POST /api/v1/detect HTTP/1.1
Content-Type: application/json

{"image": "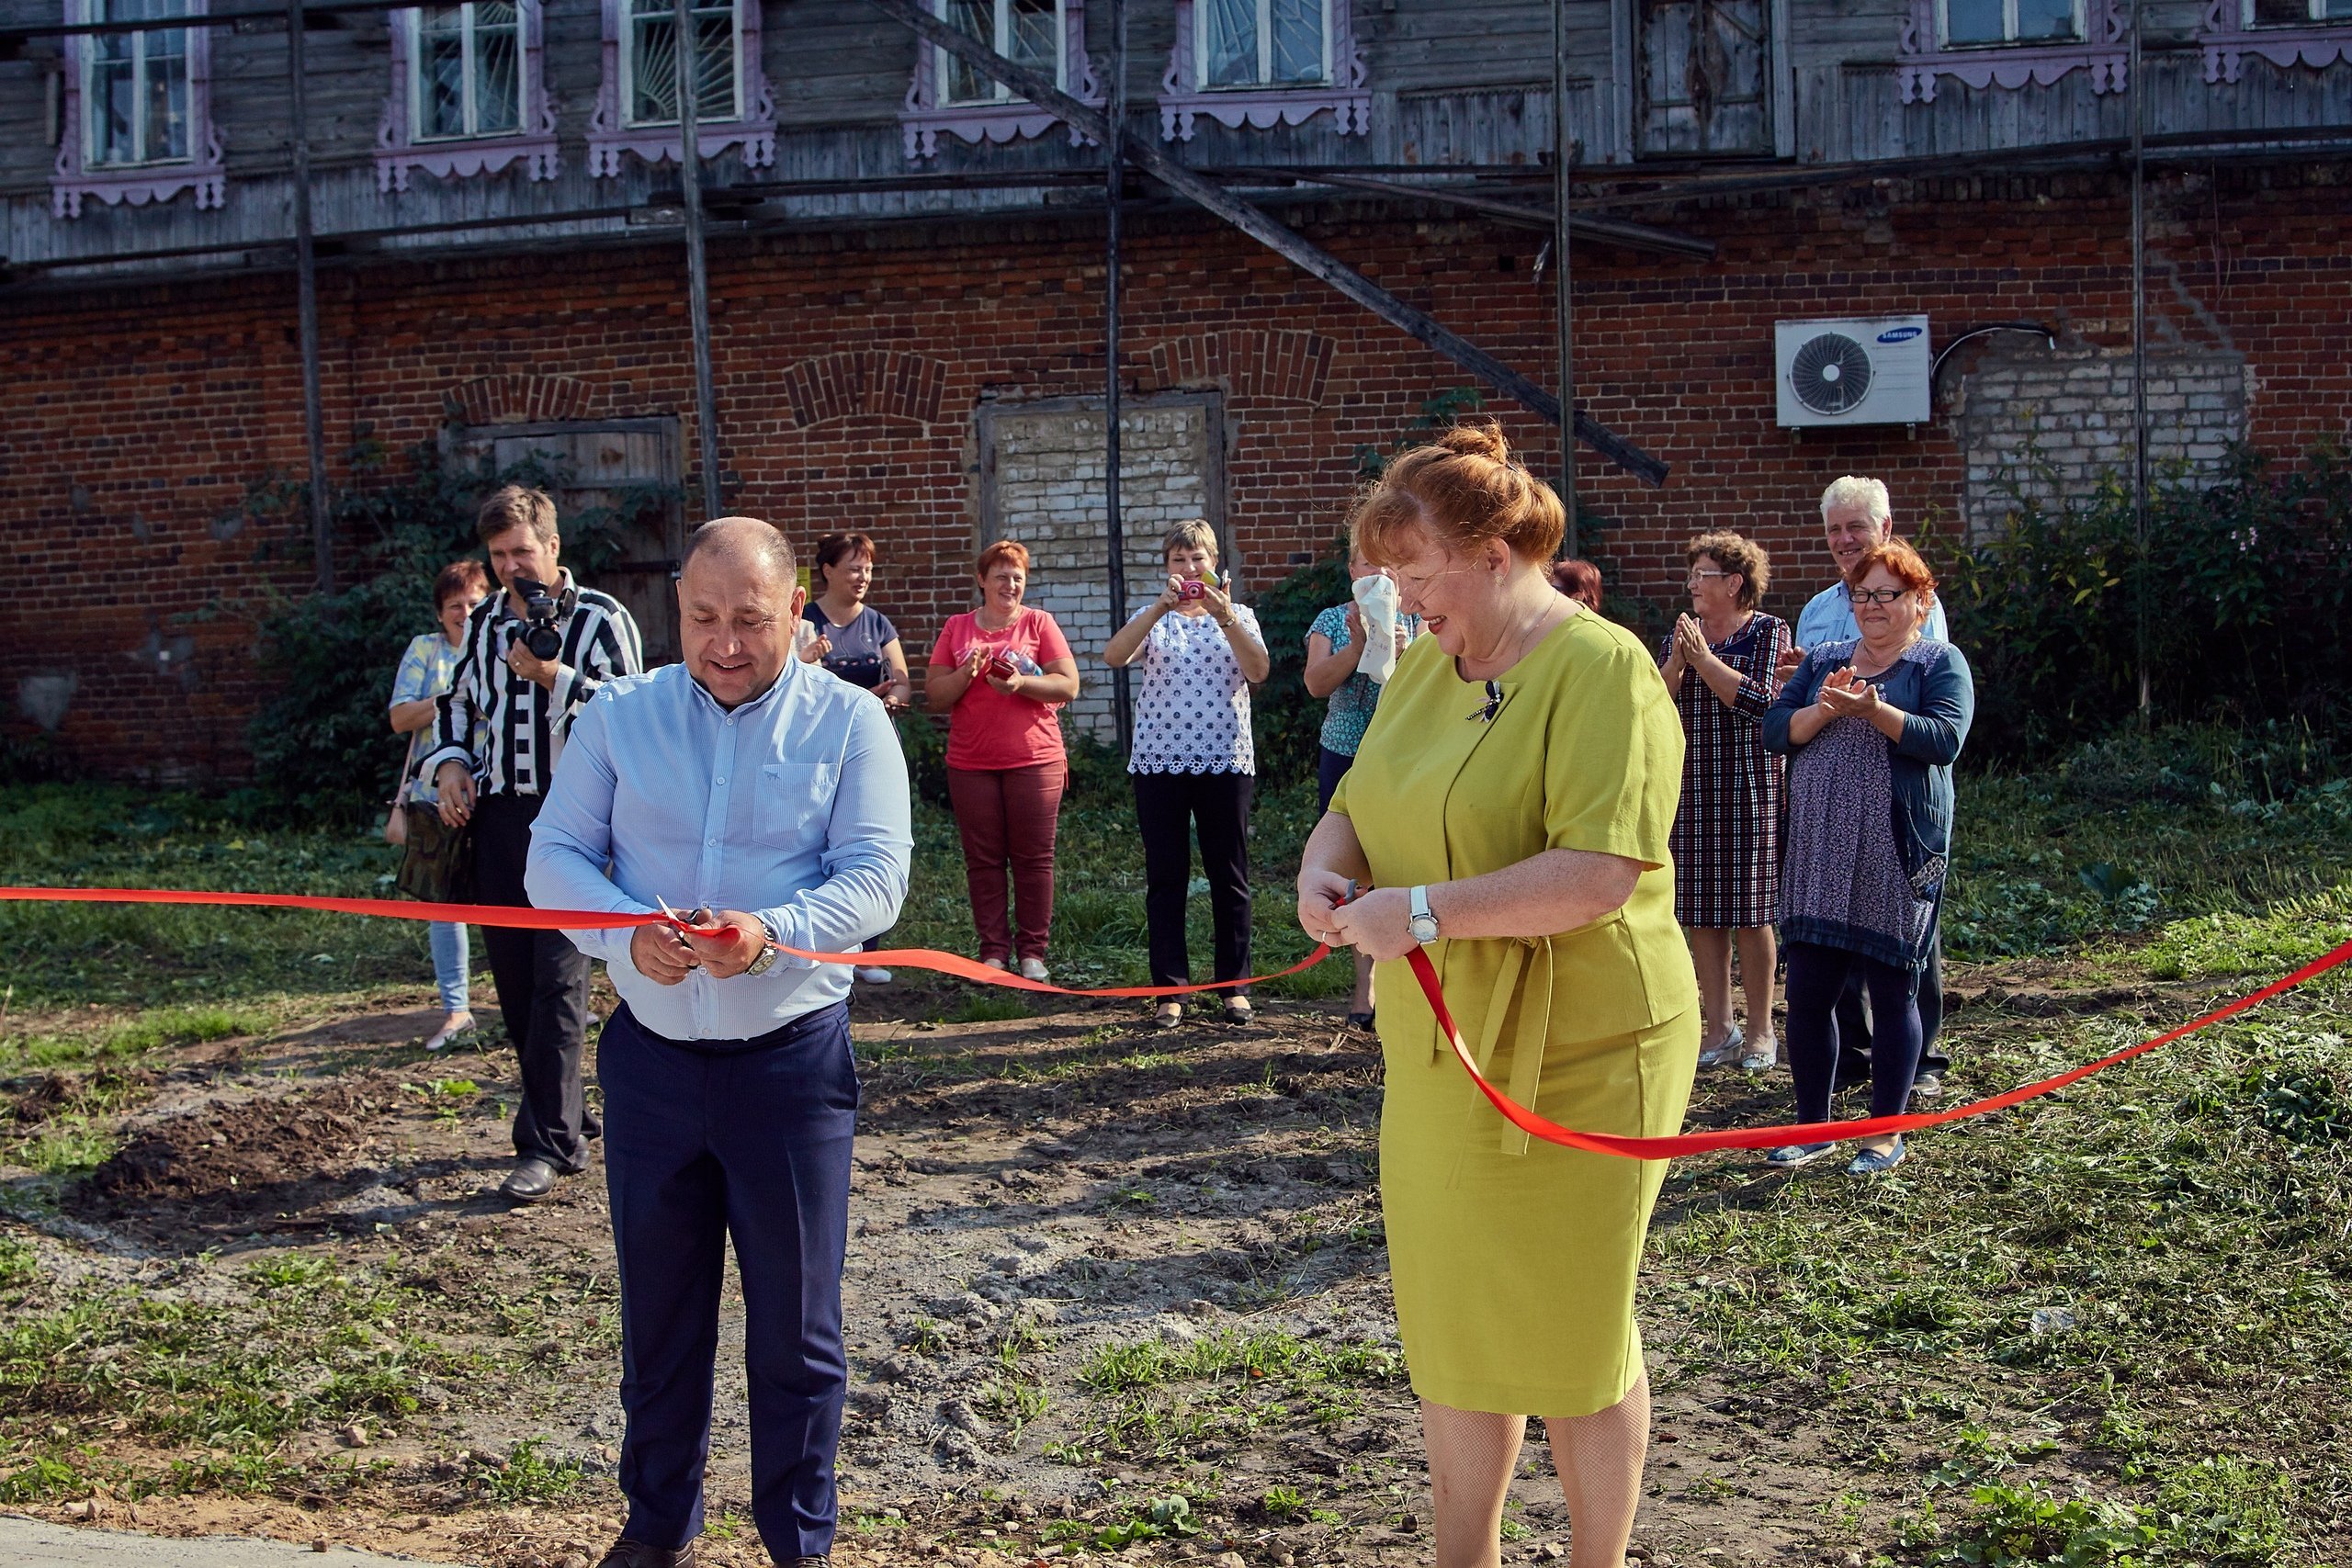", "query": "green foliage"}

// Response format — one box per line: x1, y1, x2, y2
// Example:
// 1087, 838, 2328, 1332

481, 1438, 585, 1504
1931, 1462, 2290, 1566
241, 437, 675, 826
1929, 440, 2352, 763
1250, 543, 1351, 791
